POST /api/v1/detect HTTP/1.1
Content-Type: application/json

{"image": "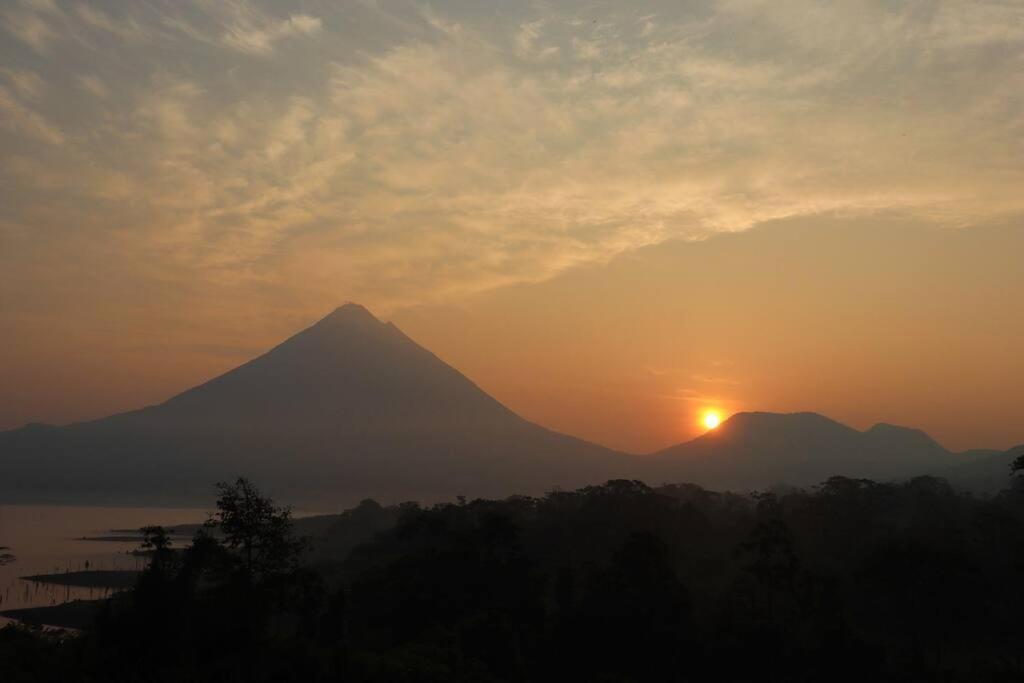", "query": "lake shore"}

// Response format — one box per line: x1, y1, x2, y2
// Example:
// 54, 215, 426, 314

1, 598, 104, 630
22, 570, 140, 589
